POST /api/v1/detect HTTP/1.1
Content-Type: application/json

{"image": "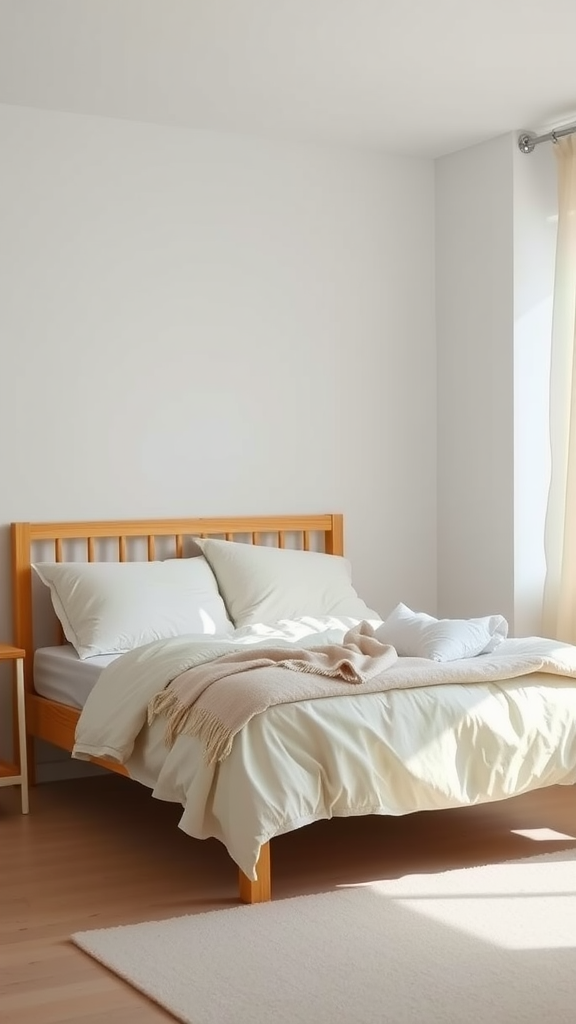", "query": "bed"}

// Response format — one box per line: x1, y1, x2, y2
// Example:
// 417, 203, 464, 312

12, 514, 576, 904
